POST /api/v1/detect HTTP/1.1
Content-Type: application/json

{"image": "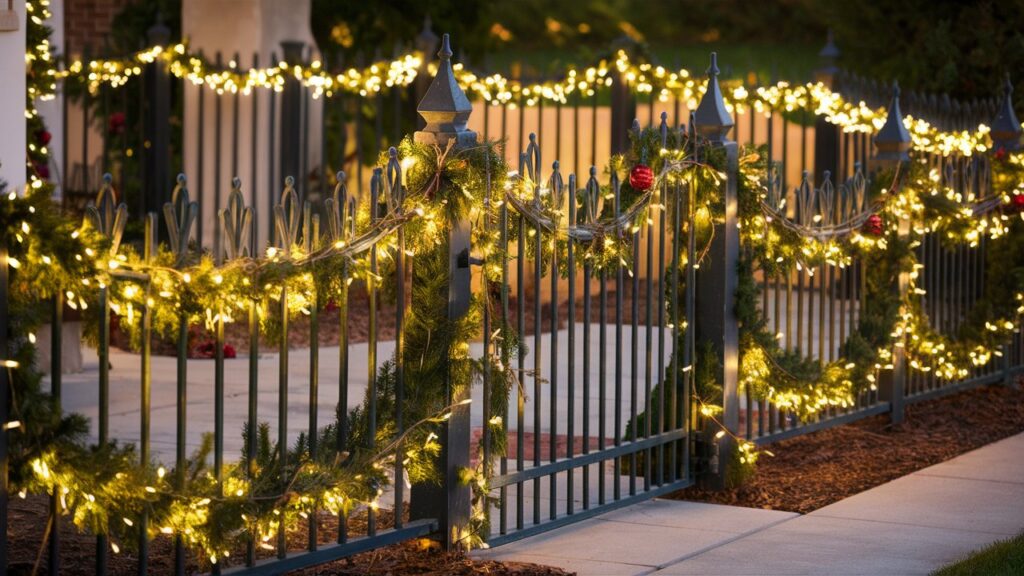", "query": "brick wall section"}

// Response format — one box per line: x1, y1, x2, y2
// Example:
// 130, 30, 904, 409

64, 0, 134, 57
